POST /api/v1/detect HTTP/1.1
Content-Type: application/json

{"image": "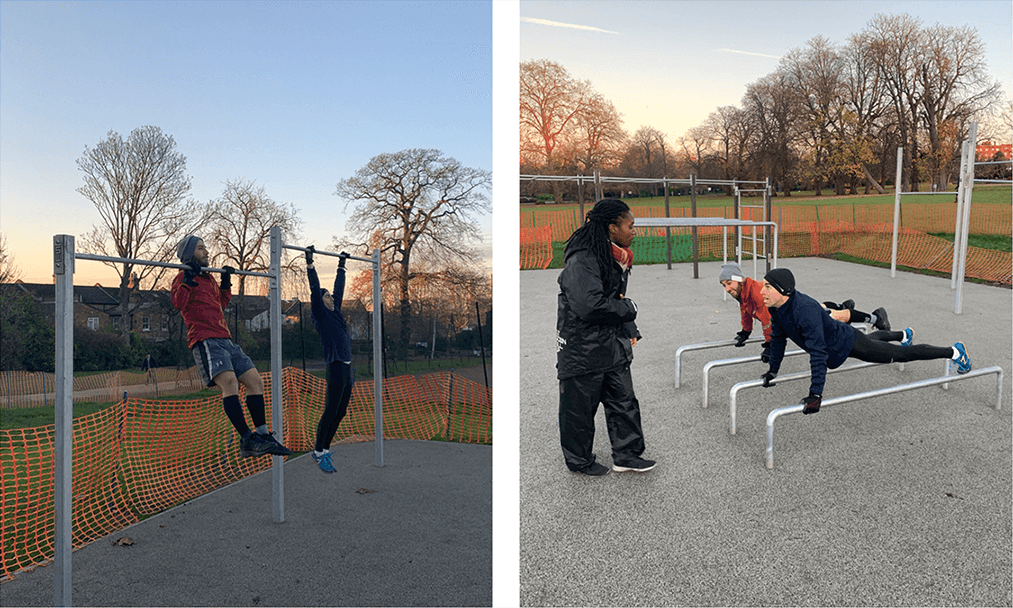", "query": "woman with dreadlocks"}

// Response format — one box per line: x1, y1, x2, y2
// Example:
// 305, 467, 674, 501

556, 198, 656, 476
